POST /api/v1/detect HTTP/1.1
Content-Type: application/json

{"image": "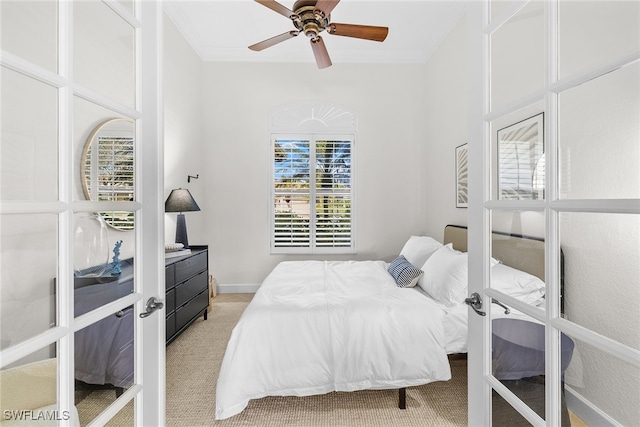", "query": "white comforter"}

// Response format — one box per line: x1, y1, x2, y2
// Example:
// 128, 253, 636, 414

215, 260, 452, 420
